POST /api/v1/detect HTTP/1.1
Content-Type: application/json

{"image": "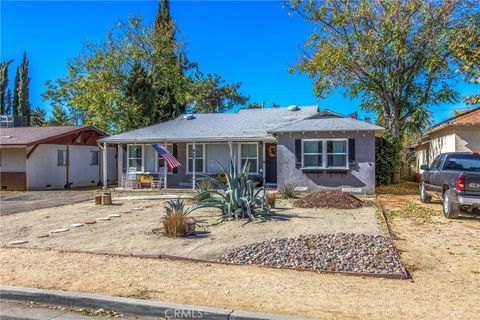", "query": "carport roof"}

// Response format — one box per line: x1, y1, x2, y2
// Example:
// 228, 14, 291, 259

0, 126, 107, 147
